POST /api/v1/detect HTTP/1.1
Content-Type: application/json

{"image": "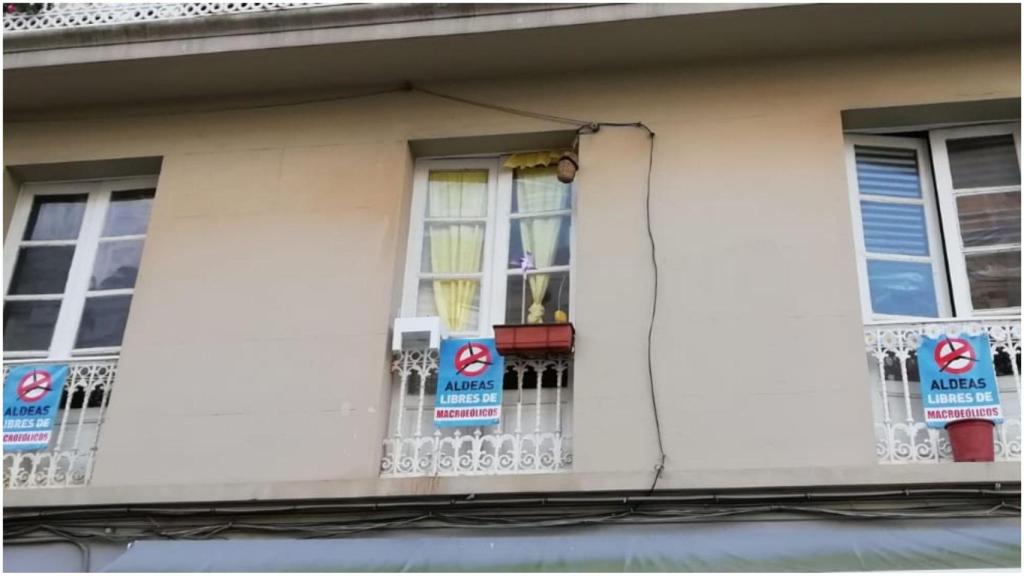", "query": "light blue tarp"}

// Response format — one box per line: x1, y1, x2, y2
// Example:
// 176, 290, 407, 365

102, 517, 1021, 572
